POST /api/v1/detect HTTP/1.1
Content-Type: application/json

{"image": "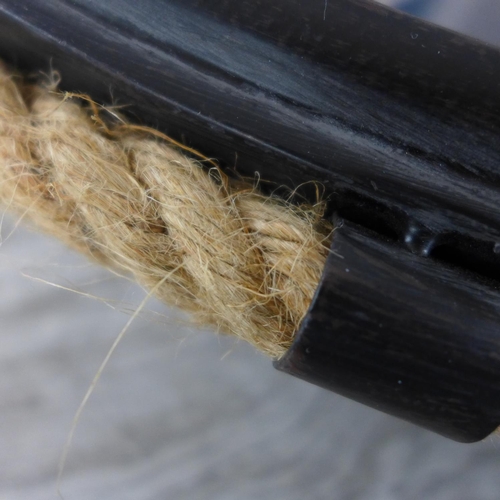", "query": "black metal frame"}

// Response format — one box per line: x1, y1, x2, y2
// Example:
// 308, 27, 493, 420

1, 0, 500, 441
